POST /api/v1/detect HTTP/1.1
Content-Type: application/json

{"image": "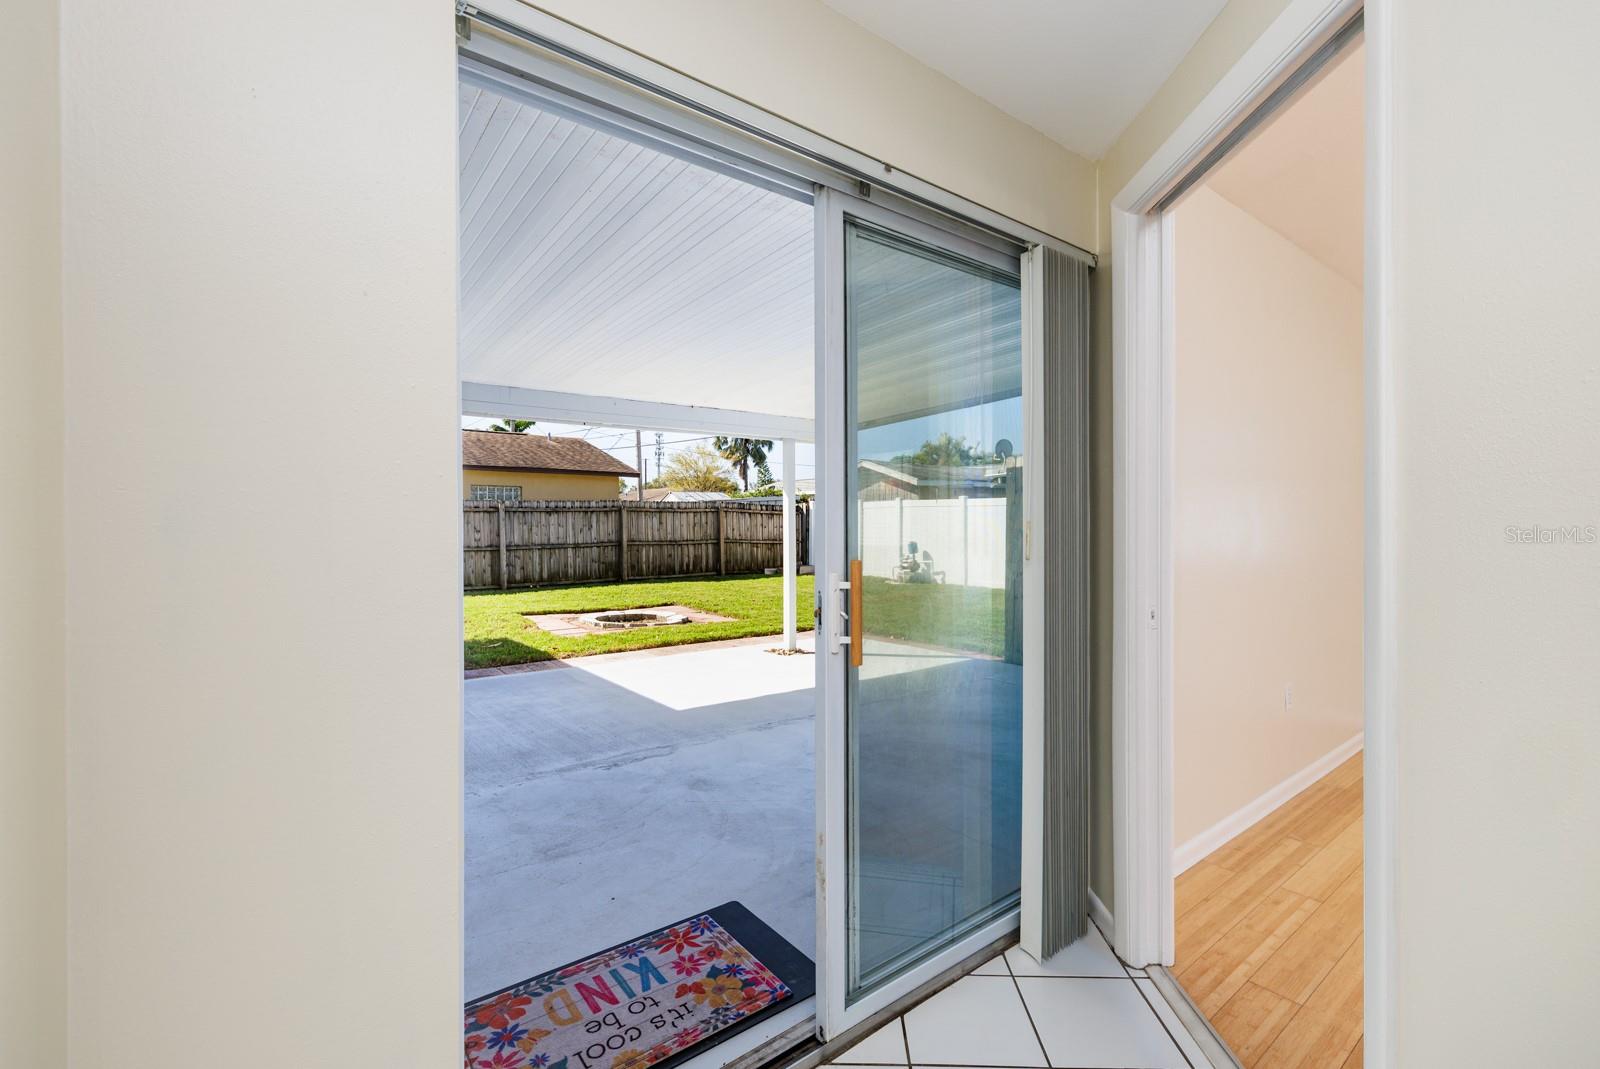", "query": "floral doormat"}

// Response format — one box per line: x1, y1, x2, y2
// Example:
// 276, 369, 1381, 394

465, 901, 814, 1069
